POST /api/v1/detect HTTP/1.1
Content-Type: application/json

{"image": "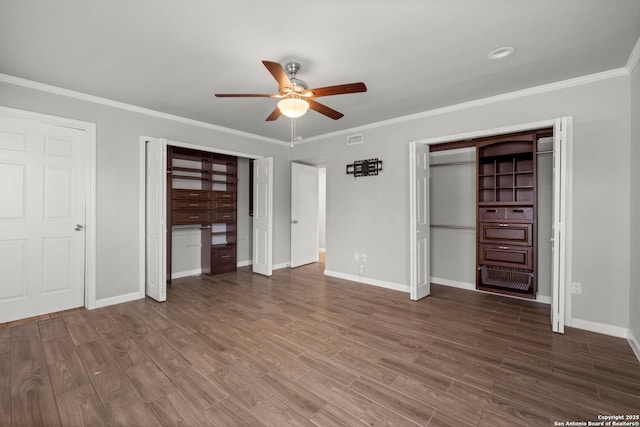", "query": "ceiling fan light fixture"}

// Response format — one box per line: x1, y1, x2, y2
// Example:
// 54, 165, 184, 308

277, 97, 309, 118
